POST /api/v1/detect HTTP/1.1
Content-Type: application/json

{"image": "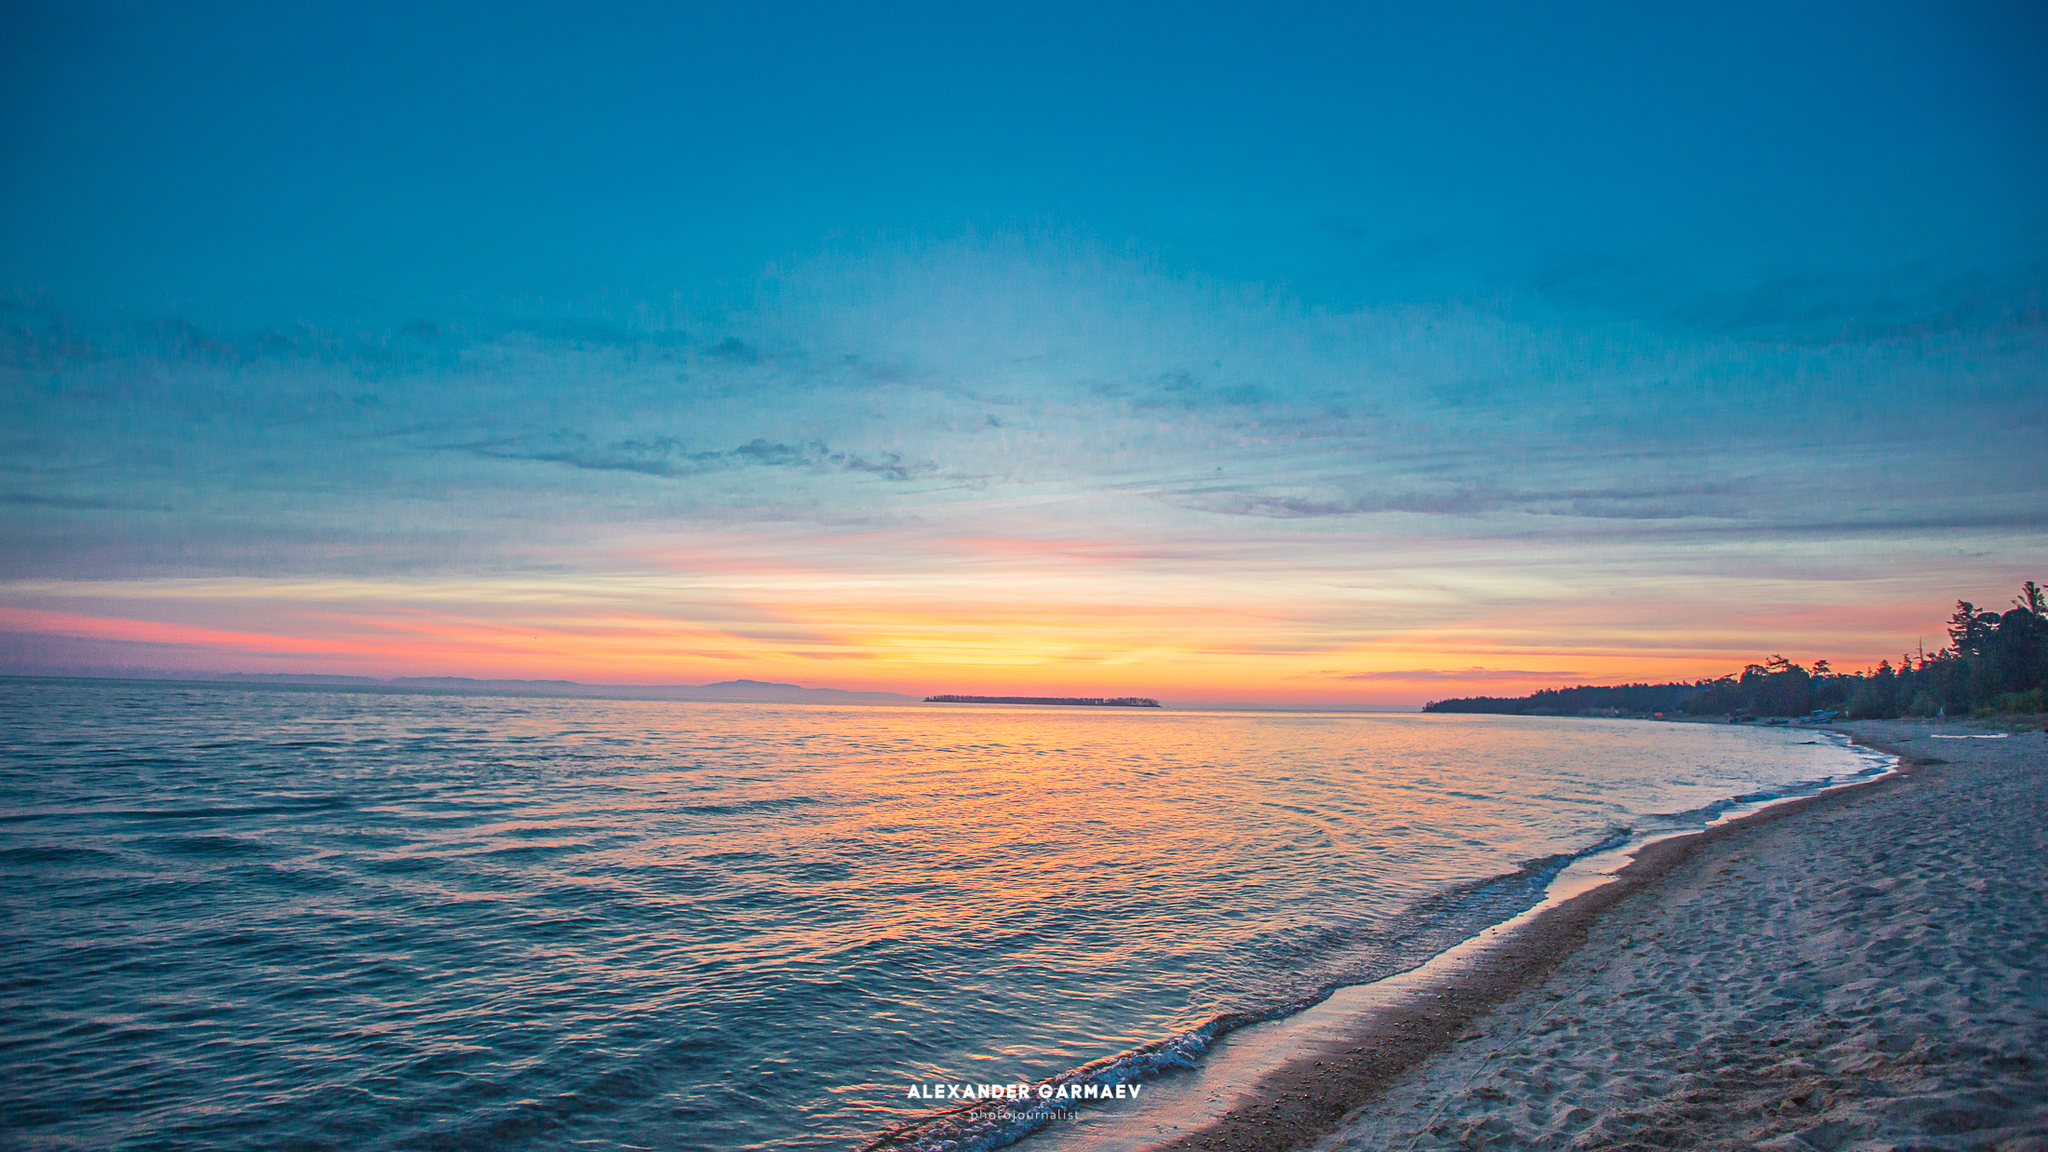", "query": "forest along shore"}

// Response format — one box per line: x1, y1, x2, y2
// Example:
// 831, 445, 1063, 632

1145, 719, 2047, 1152
1424, 582, 2048, 722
